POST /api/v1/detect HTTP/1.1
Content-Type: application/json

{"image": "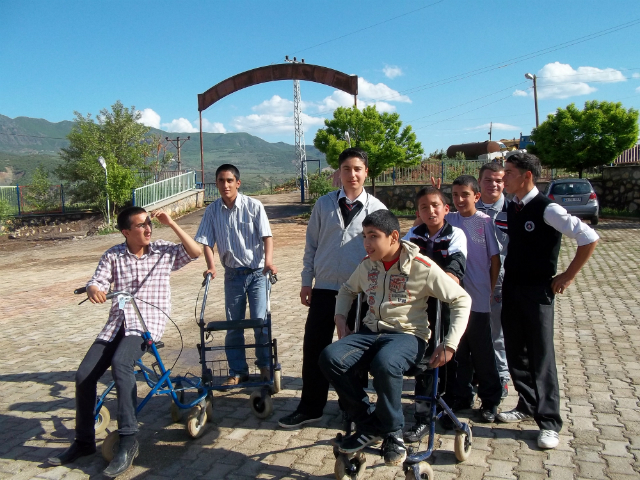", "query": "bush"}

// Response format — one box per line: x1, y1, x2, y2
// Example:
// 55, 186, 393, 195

308, 171, 334, 200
